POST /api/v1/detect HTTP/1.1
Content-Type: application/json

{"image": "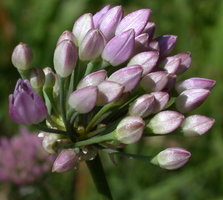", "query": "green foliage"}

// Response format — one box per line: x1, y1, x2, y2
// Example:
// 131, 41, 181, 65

0, 0, 223, 199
